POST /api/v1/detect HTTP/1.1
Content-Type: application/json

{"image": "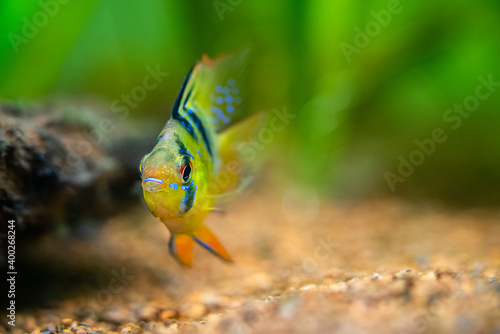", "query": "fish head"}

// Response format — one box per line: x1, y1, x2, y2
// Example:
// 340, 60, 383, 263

139, 146, 207, 223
